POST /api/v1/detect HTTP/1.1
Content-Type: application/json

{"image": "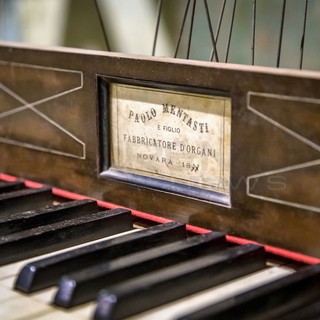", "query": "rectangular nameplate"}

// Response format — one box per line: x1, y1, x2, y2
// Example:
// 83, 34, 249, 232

105, 82, 231, 202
